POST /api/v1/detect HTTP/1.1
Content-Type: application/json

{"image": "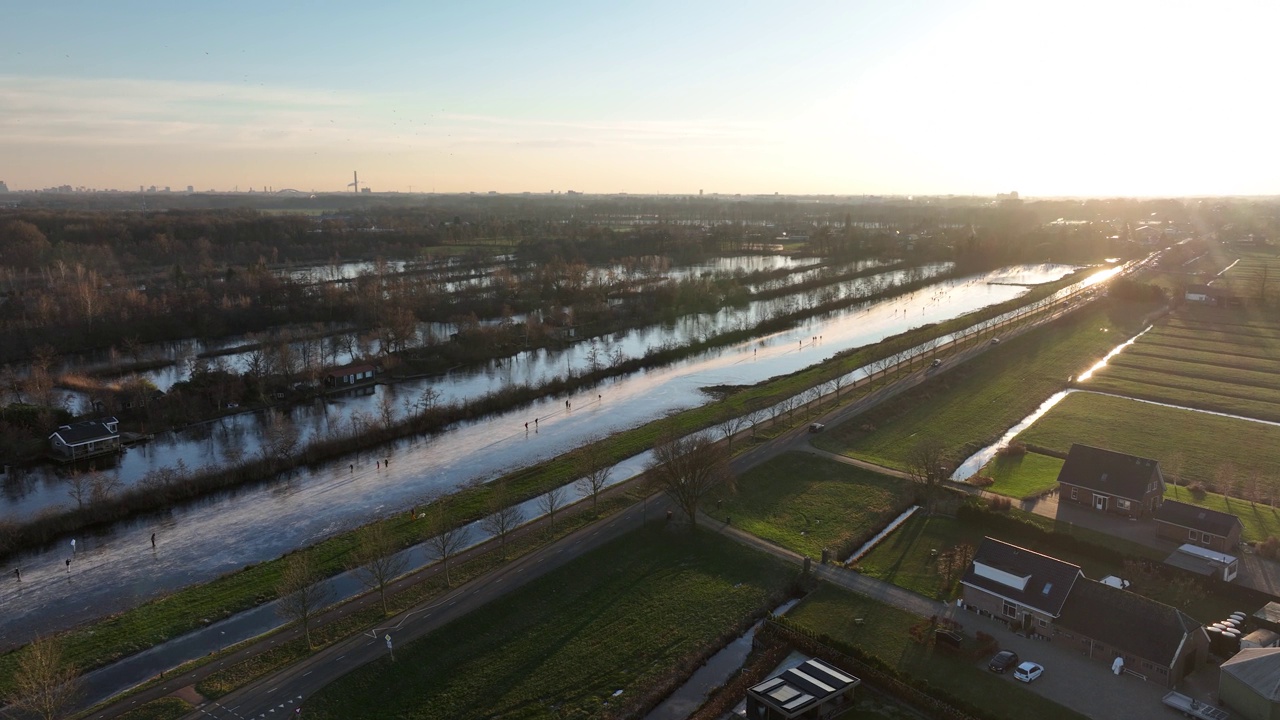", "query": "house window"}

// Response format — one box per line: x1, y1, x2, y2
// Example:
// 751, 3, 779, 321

1002, 601, 1017, 618
1038, 618, 1048, 628
1203, 534, 1213, 546
1116, 499, 1130, 510
1070, 487, 1078, 501
1189, 530, 1199, 542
